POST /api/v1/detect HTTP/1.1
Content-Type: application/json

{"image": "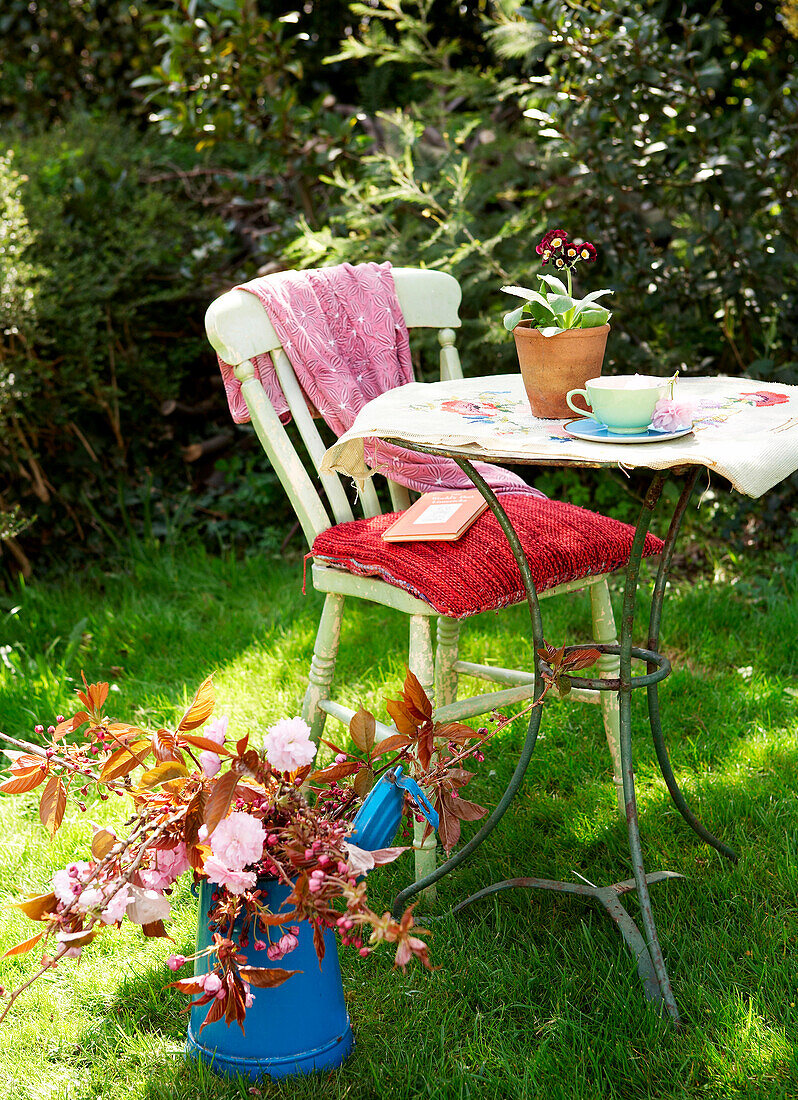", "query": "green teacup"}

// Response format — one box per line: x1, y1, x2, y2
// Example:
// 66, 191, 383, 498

565, 376, 668, 434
